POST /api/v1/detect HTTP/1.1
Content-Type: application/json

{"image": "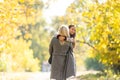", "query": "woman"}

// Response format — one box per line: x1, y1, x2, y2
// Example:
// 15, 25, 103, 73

69, 25, 76, 38
65, 24, 76, 79
58, 24, 76, 47
49, 25, 76, 80
68, 25, 76, 48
